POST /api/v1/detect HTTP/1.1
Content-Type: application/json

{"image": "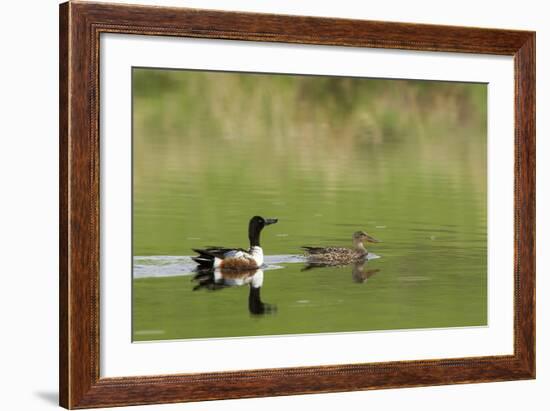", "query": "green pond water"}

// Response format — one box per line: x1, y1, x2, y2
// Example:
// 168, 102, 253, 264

132, 68, 487, 341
